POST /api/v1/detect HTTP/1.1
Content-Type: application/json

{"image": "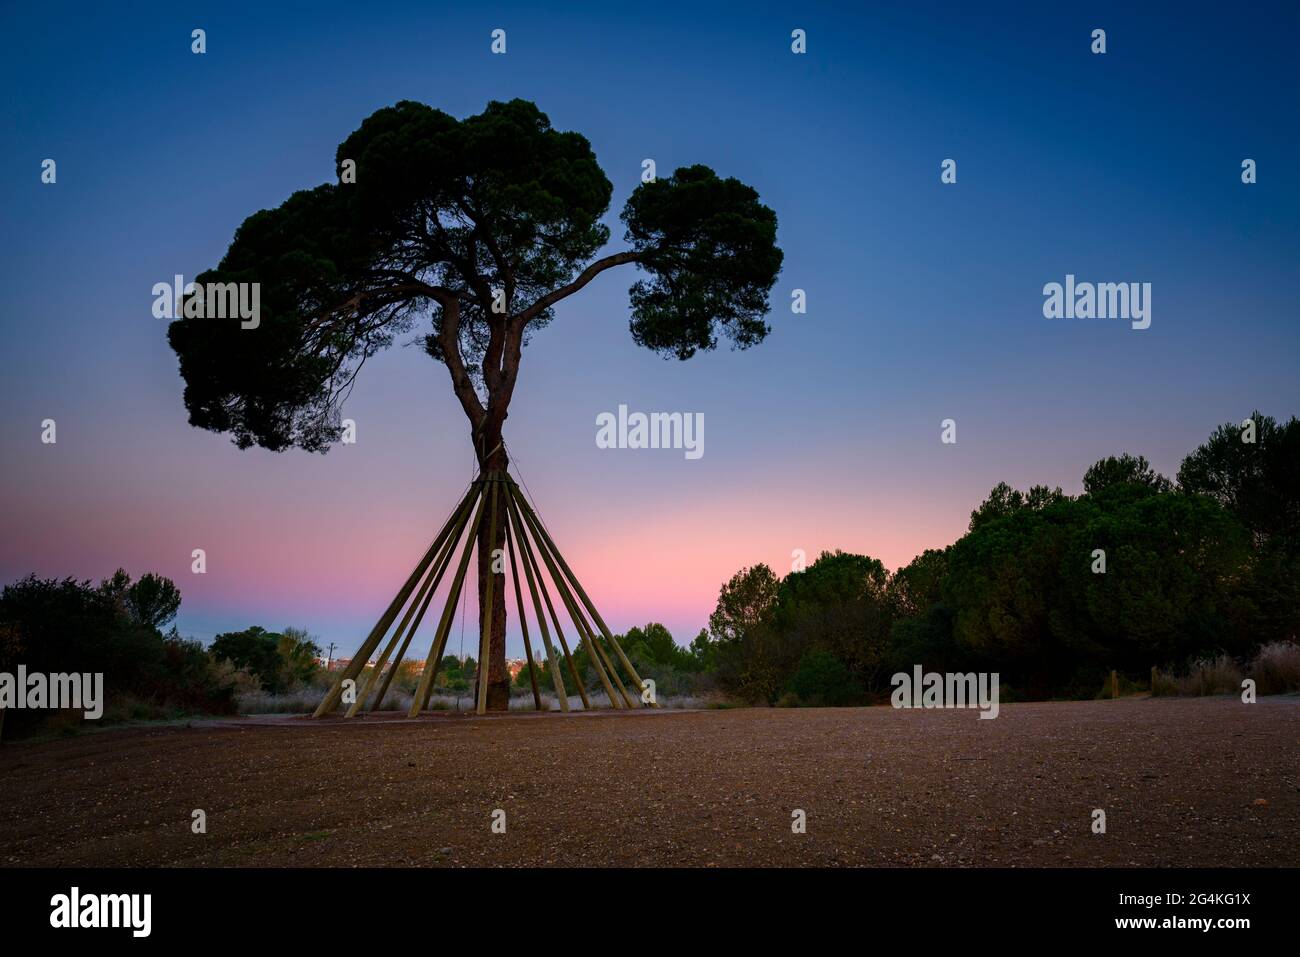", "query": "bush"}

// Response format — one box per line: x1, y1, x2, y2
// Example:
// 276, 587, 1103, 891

0, 573, 237, 738
787, 649, 863, 707
1248, 640, 1300, 694
1153, 655, 1244, 696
